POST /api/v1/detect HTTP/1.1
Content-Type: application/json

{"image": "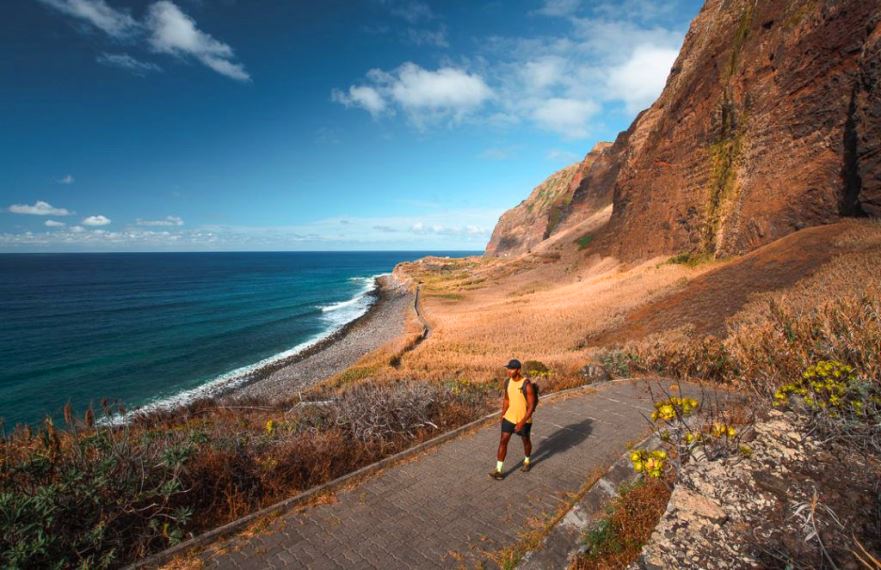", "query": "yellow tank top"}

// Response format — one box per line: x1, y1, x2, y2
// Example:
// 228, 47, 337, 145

503, 377, 532, 424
